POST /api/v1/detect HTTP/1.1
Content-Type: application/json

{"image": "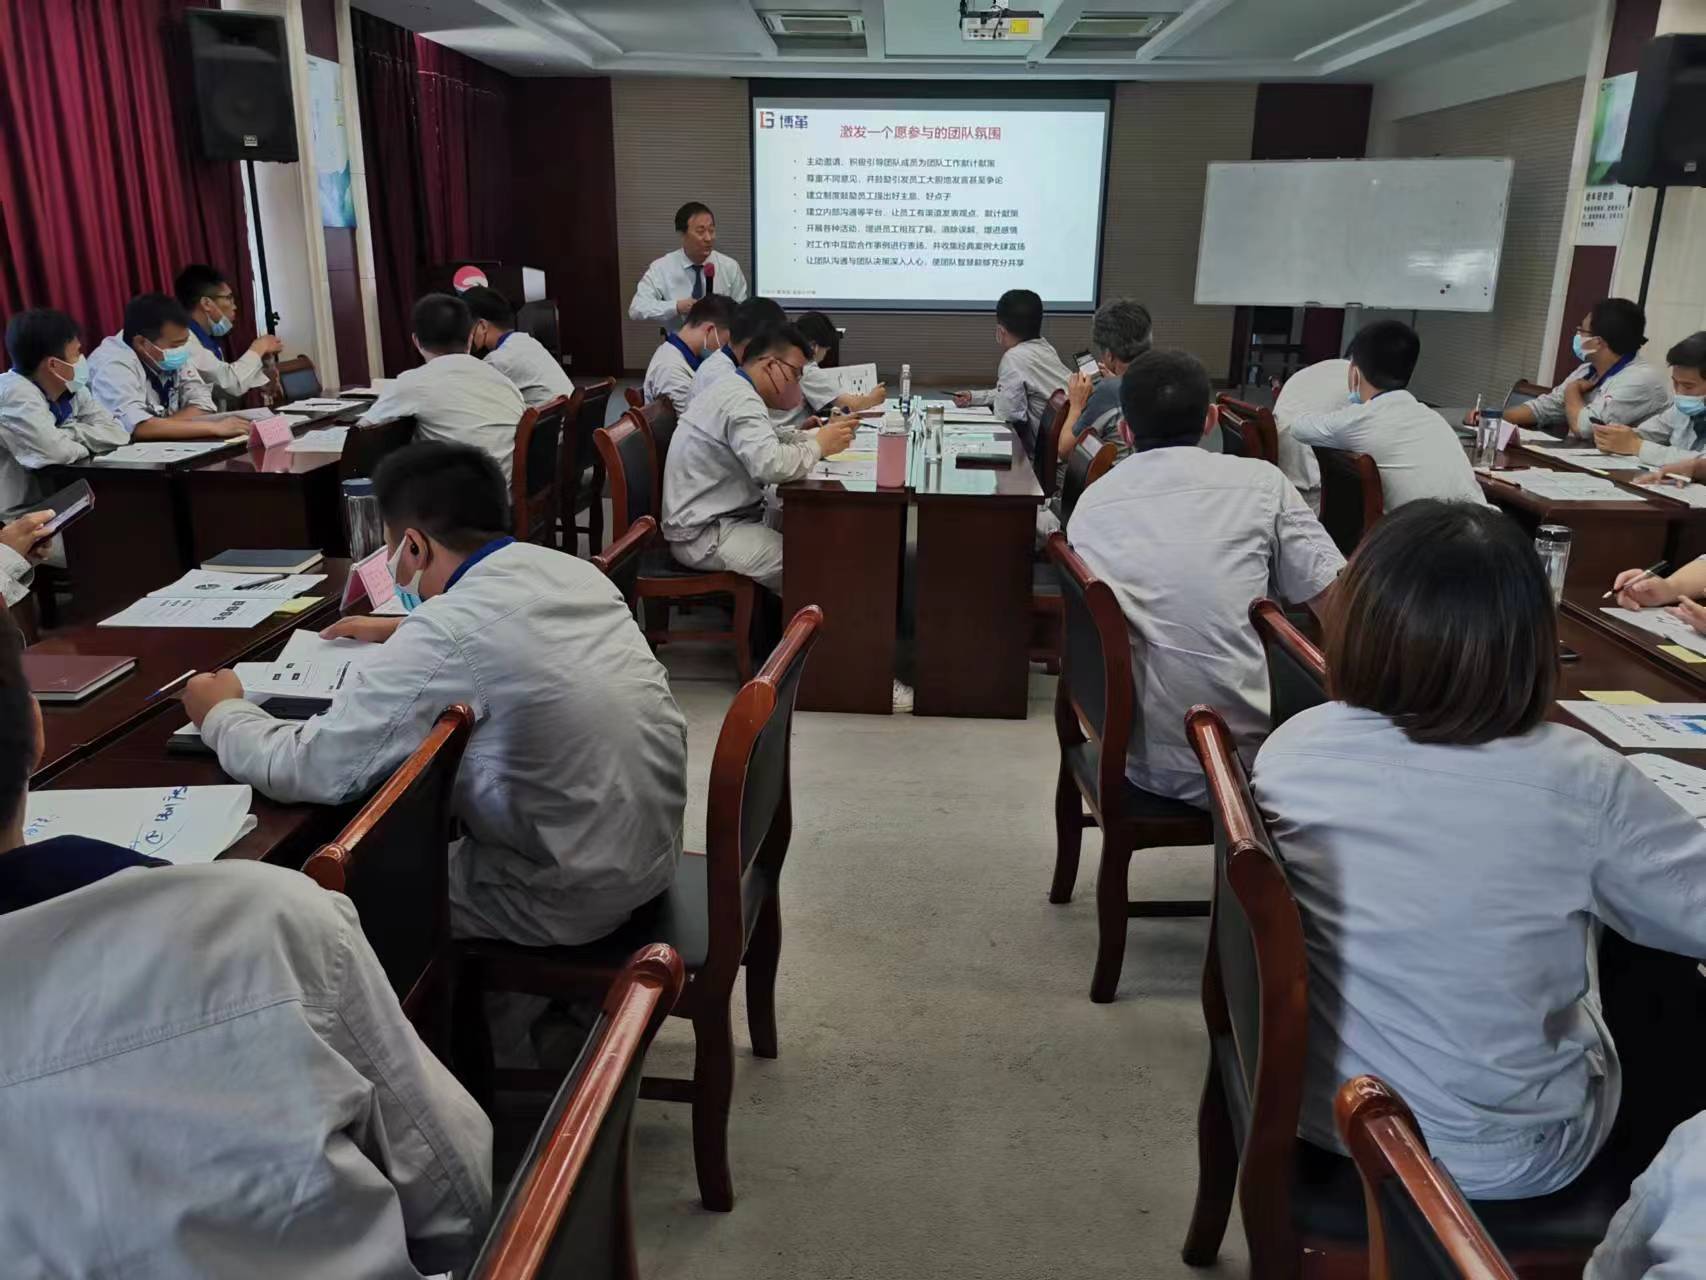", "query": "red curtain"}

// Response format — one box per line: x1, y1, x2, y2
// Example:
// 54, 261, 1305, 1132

352, 10, 515, 374
0, 0, 256, 366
